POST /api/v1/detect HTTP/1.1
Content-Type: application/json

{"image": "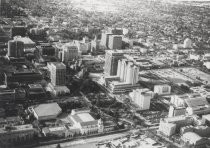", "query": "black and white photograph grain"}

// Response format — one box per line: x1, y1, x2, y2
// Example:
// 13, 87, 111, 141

0, 0, 210, 147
